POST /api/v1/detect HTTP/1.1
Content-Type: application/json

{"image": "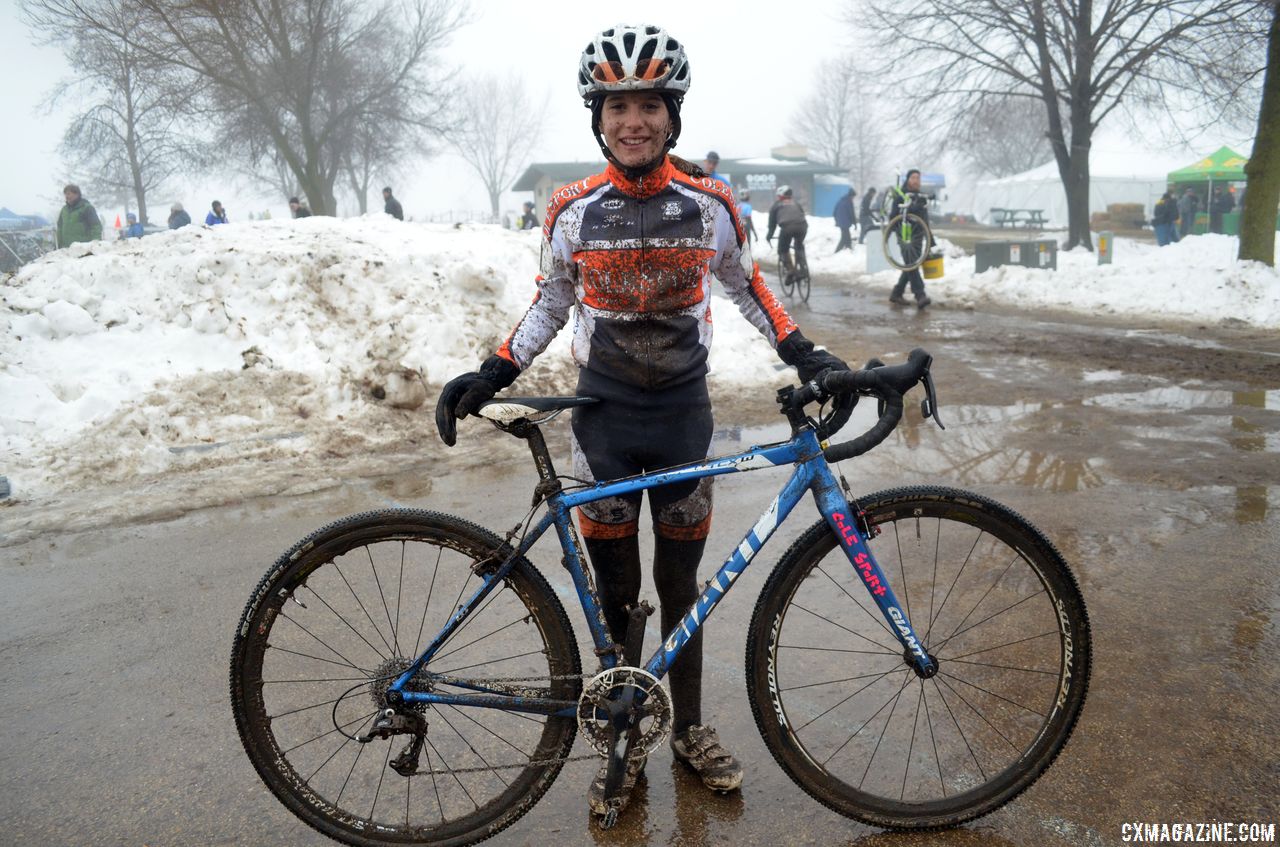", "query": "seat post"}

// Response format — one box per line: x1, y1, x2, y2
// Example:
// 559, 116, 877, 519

511, 422, 560, 489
